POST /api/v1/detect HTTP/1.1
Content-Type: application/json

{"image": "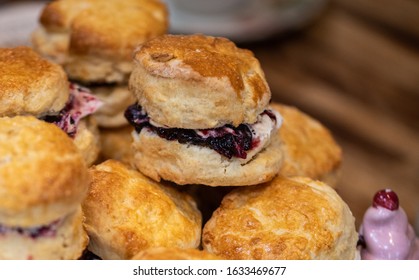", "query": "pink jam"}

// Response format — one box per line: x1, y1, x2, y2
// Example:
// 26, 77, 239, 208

359, 189, 419, 260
